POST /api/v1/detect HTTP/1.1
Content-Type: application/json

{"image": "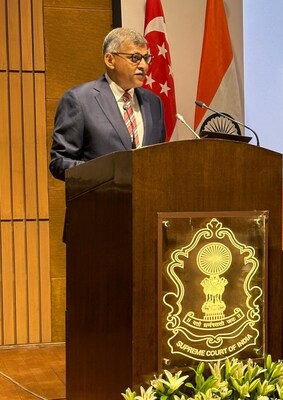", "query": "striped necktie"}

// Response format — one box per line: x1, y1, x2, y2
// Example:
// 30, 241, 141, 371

122, 91, 139, 148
